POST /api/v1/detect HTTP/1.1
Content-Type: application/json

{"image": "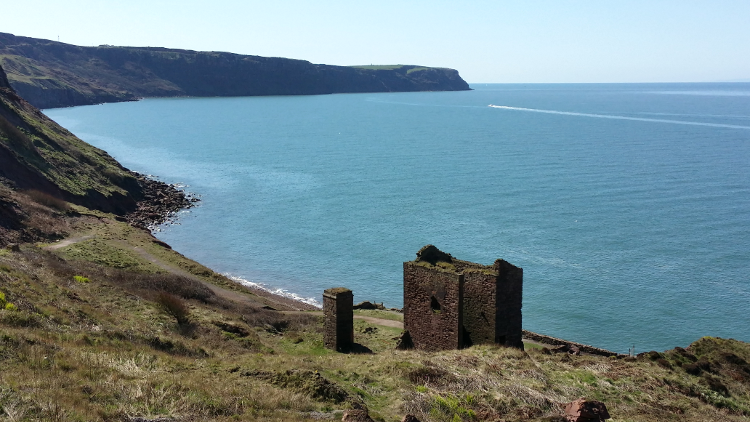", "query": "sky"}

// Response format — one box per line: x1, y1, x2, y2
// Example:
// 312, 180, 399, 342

2, 1, 750, 83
